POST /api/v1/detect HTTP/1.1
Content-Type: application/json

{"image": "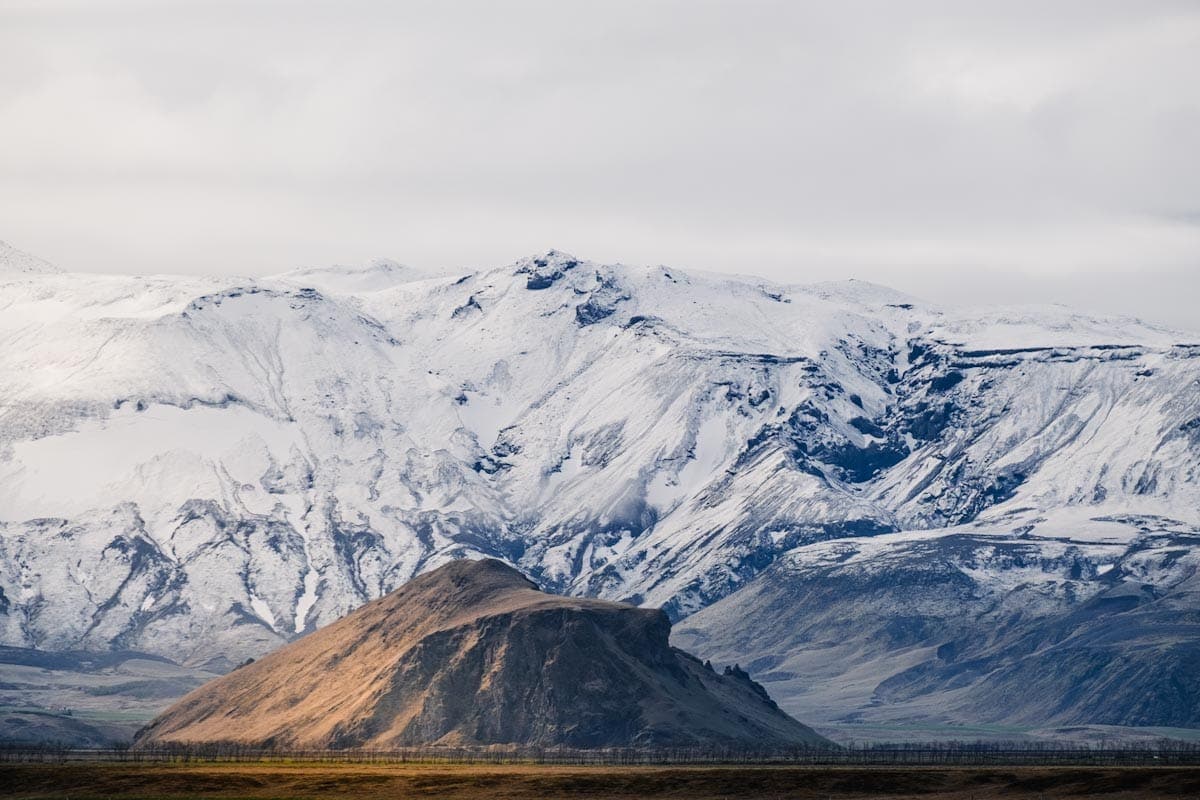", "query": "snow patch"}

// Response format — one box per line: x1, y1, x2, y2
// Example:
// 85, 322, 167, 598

249, 594, 277, 630
294, 569, 320, 634
645, 414, 729, 511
